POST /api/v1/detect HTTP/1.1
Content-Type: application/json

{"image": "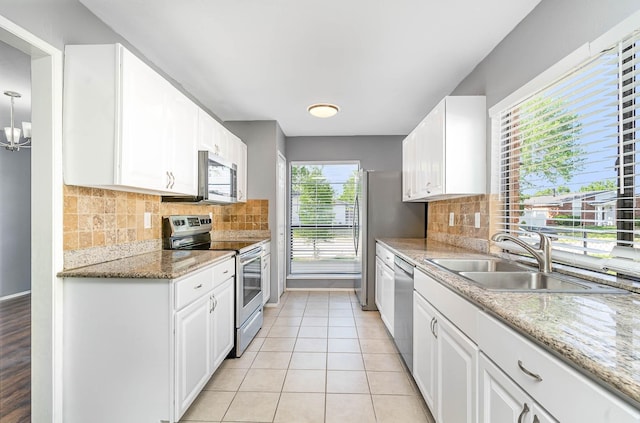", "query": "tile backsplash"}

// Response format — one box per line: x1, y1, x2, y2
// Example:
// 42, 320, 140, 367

427, 194, 490, 253
63, 185, 269, 267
